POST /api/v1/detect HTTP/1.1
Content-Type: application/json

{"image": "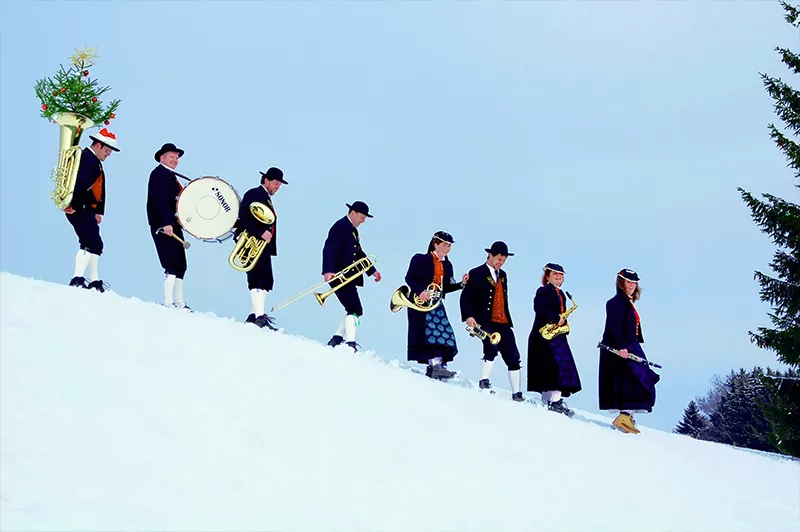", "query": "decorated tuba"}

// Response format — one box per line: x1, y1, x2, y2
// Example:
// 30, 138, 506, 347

228, 202, 275, 272
50, 112, 94, 211
390, 283, 442, 313
539, 291, 578, 340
